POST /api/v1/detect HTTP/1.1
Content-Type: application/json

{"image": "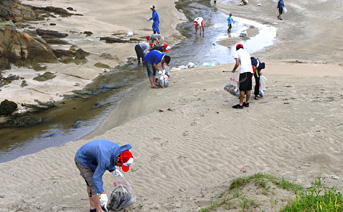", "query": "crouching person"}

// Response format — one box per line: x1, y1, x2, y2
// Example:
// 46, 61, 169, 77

75, 139, 134, 212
